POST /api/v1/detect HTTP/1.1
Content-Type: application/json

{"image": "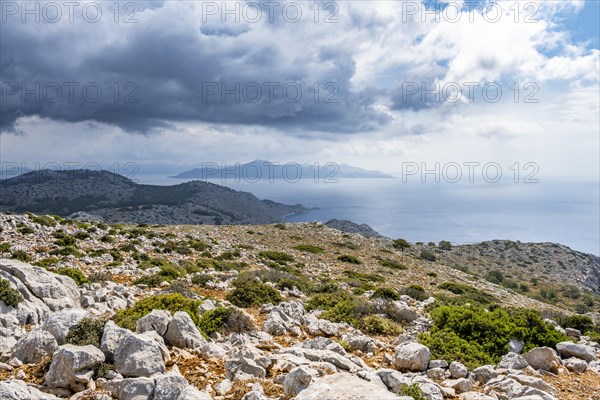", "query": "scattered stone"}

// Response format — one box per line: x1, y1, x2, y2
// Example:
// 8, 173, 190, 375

555, 341, 596, 362
509, 338, 525, 354
442, 378, 473, 394
523, 347, 561, 373
392, 342, 431, 372
41, 309, 87, 345
114, 333, 166, 377
498, 352, 529, 370
284, 366, 318, 396
564, 357, 587, 373
11, 329, 58, 364
429, 360, 449, 369
0, 379, 61, 400
295, 372, 406, 400
45, 344, 105, 392
136, 310, 172, 337
100, 321, 131, 361
449, 361, 468, 378
164, 311, 207, 349
472, 365, 498, 384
